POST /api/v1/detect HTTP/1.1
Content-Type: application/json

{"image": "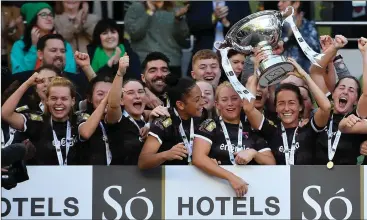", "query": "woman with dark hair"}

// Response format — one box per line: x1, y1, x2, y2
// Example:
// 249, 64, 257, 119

243, 58, 331, 165
310, 36, 366, 166
106, 54, 169, 165
219, 49, 246, 84
87, 18, 141, 79
138, 73, 205, 169
11, 2, 76, 74
1, 76, 83, 165
125, 1, 190, 77
76, 73, 112, 165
